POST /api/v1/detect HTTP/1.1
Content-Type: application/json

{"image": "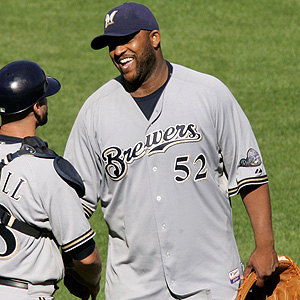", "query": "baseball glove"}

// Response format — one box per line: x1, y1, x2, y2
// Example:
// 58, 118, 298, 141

236, 255, 300, 300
